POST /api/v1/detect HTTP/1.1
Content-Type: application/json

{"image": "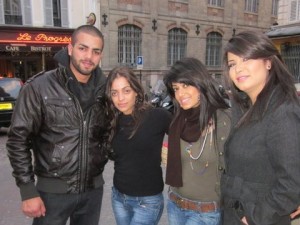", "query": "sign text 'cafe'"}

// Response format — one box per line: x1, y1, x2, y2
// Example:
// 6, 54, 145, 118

0, 30, 71, 52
